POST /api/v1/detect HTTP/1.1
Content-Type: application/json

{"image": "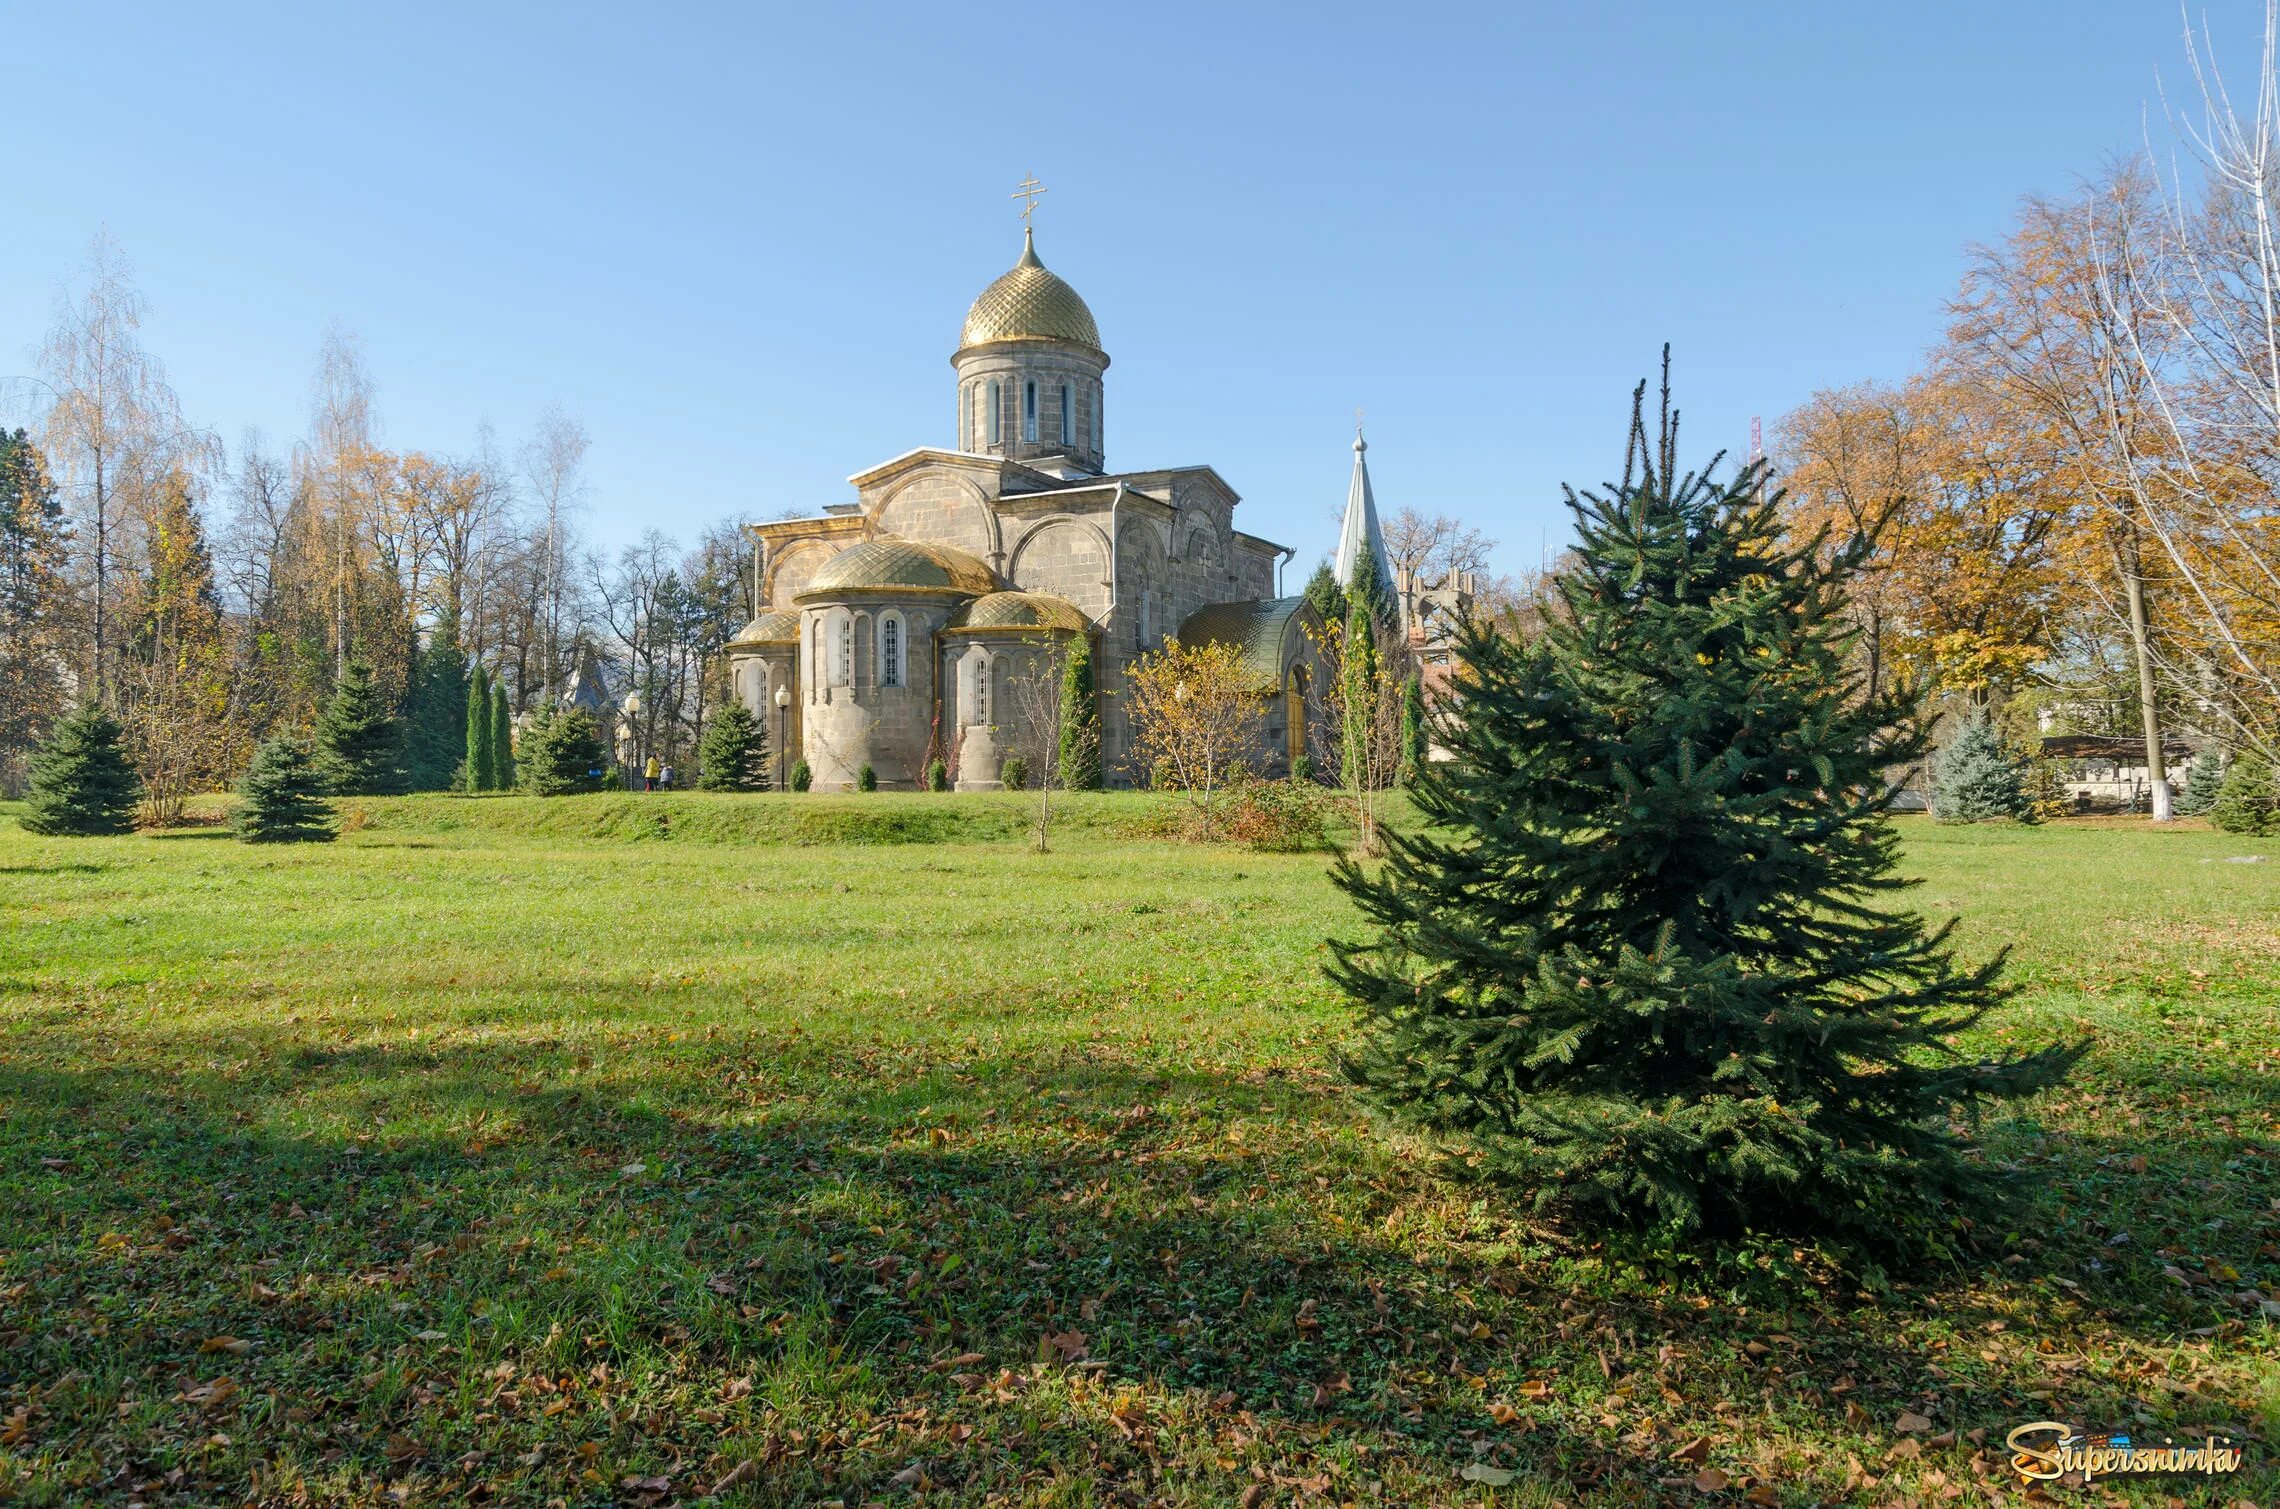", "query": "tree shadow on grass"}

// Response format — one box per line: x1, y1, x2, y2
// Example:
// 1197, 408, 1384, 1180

0, 1045, 2270, 1505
